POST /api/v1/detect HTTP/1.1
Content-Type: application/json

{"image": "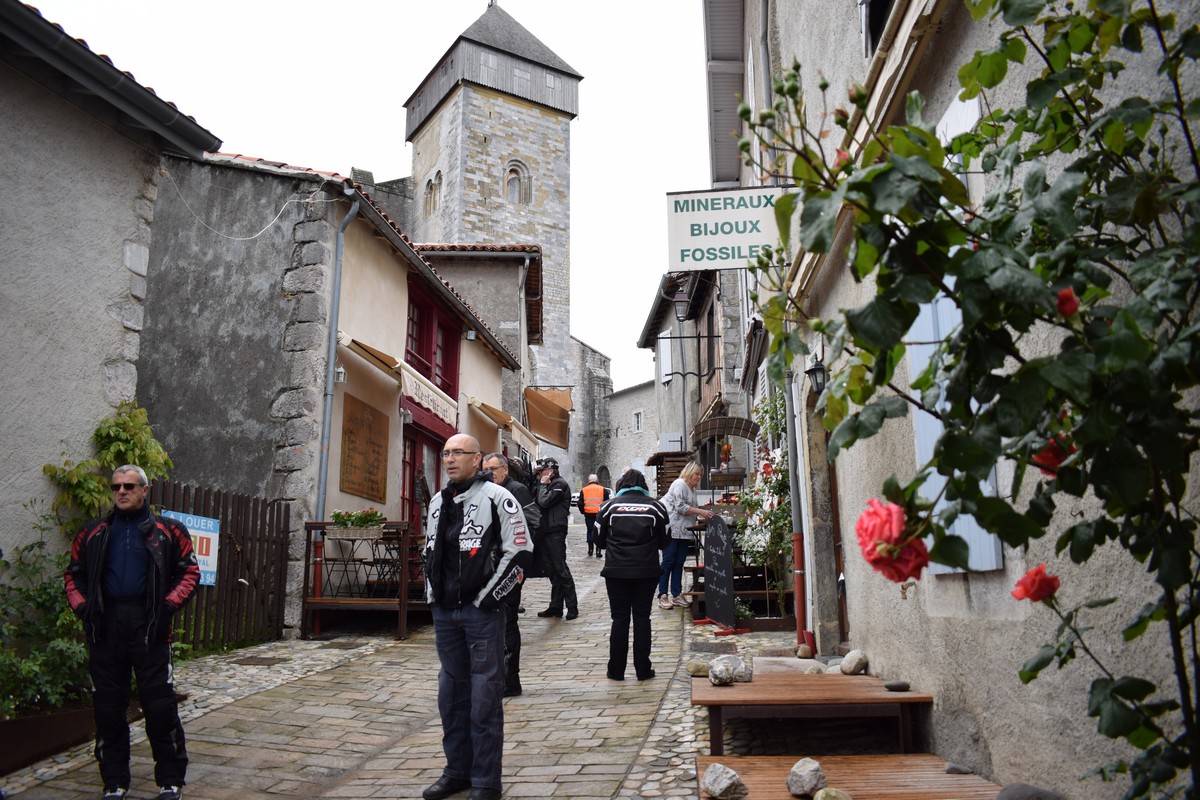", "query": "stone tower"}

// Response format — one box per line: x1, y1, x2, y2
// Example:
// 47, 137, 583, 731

401, 1, 582, 480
